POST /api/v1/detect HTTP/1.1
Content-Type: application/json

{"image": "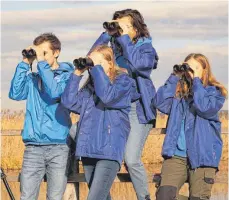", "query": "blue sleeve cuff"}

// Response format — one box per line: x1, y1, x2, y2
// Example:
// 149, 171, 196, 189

167, 74, 180, 84
37, 61, 50, 70
90, 65, 104, 76
193, 77, 203, 92
19, 61, 30, 71
70, 73, 83, 83
90, 65, 109, 83
116, 34, 131, 47
101, 32, 111, 42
